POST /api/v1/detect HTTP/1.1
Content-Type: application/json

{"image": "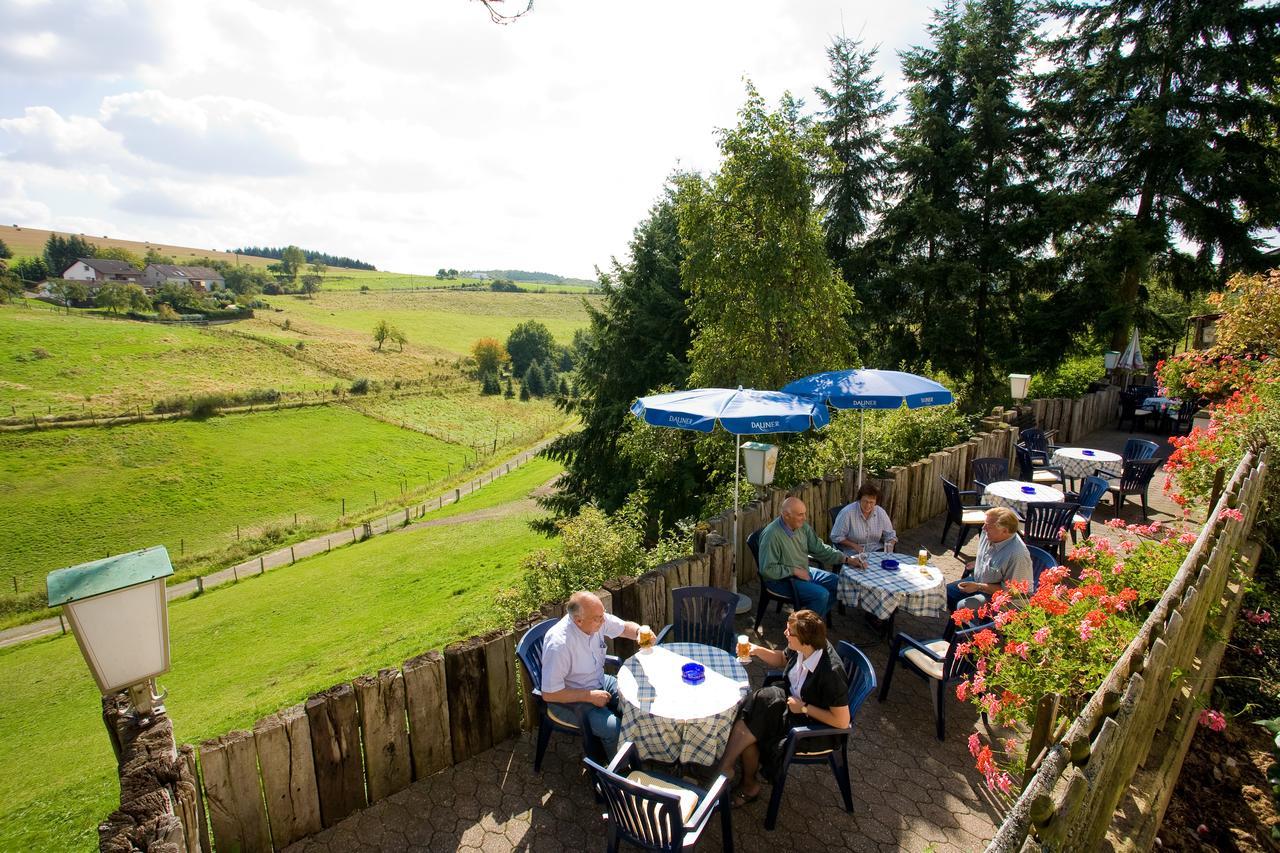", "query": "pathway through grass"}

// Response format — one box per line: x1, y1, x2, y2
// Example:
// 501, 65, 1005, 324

0, 467, 559, 851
